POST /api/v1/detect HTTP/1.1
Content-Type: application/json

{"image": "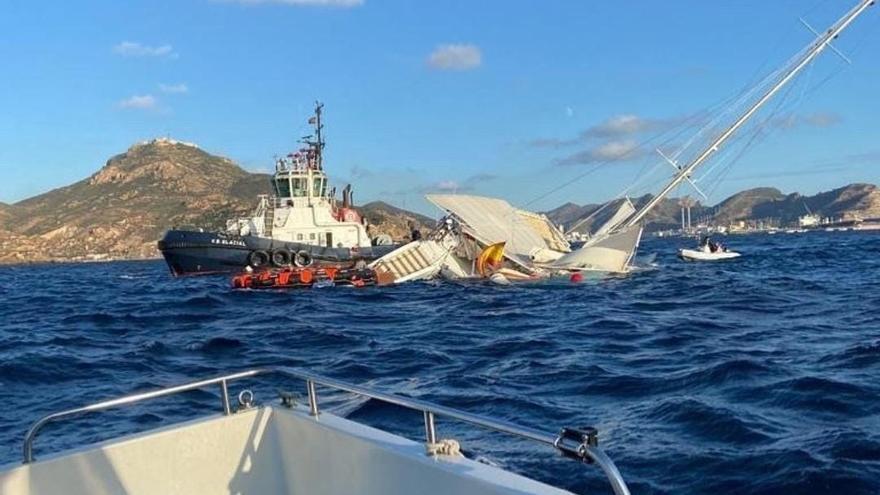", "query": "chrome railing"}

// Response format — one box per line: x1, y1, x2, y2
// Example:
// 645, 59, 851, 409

22, 367, 630, 495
